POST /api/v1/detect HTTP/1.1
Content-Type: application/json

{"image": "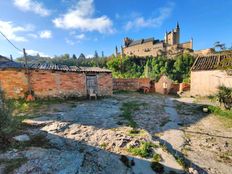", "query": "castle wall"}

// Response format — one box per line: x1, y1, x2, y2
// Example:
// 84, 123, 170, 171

179, 41, 192, 50
123, 41, 165, 57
